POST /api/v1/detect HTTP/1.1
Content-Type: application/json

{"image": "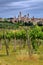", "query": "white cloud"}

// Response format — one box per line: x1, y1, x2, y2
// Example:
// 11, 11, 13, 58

0, 0, 43, 18
5, 0, 43, 10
